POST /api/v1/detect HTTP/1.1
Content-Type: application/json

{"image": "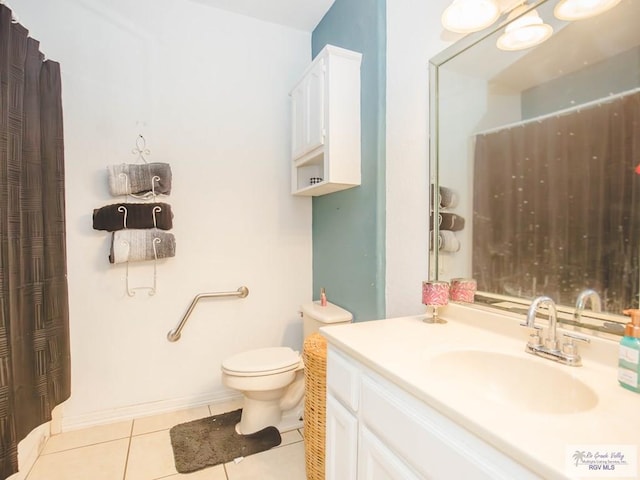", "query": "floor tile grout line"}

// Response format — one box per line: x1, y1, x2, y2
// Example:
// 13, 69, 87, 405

27, 403, 302, 480
22, 447, 39, 480
128, 403, 237, 438
38, 435, 131, 456
121, 420, 135, 480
